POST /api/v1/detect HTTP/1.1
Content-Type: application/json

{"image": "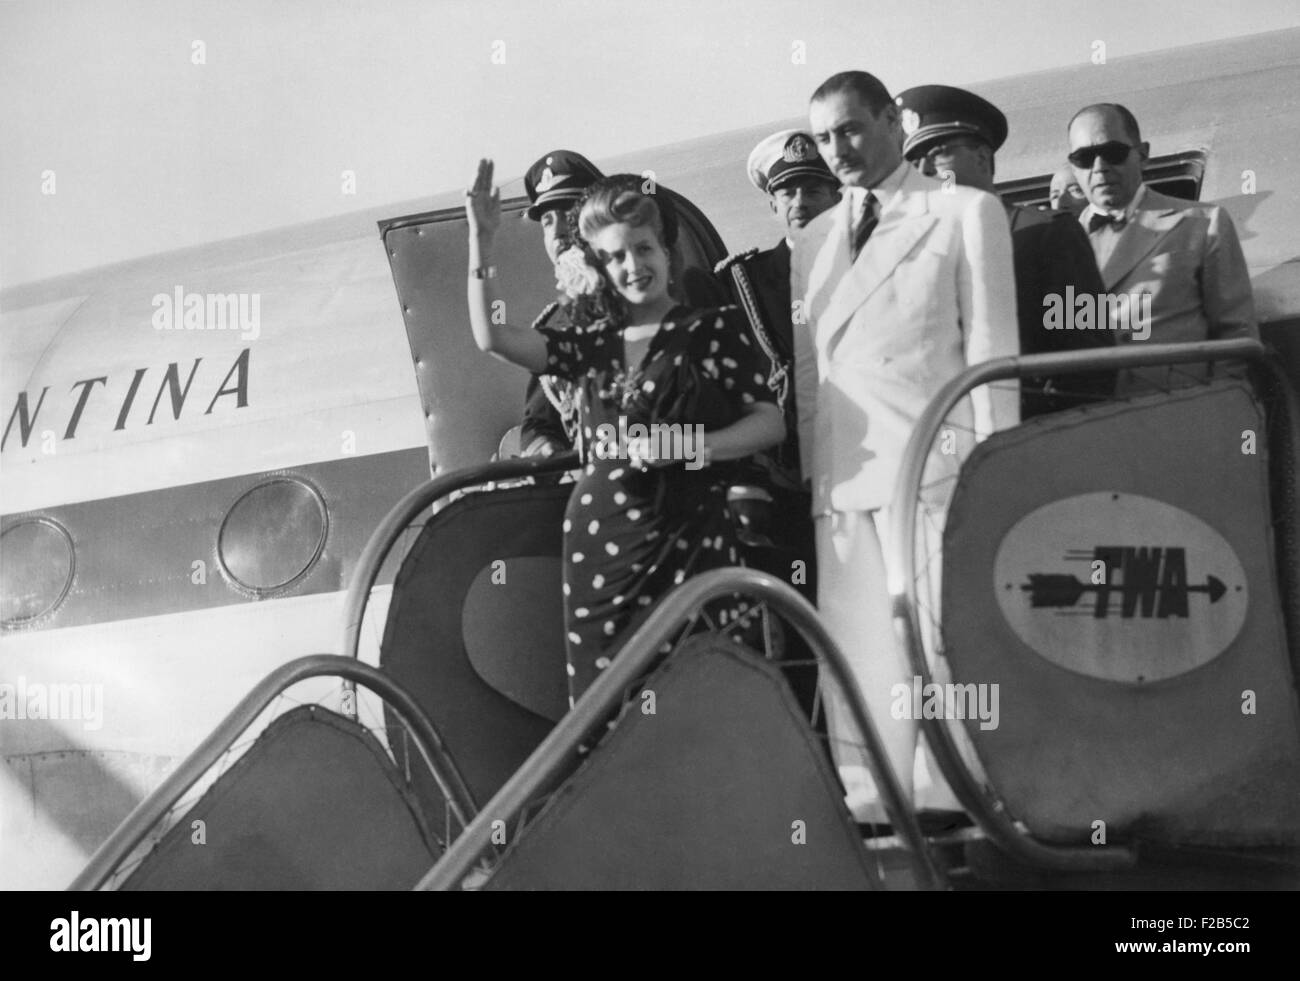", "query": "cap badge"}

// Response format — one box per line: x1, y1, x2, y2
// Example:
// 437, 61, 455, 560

901, 109, 920, 136
783, 133, 816, 162
537, 166, 556, 192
